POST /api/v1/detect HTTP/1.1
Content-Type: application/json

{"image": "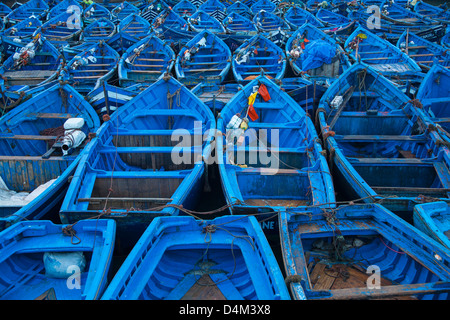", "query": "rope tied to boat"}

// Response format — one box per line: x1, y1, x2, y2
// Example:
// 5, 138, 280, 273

102, 114, 111, 122
202, 224, 216, 235
193, 216, 256, 287
62, 224, 81, 245
408, 98, 423, 109
284, 274, 303, 286
322, 126, 335, 140
416, 194, 443, 204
